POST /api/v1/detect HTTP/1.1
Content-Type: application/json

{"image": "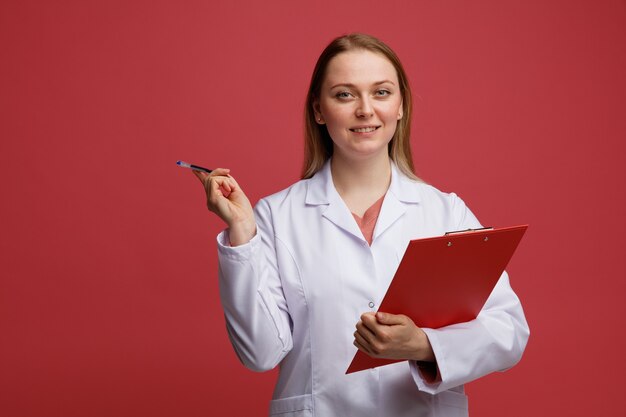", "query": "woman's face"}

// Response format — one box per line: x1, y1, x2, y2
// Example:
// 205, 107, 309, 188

315, 49, 403, 162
